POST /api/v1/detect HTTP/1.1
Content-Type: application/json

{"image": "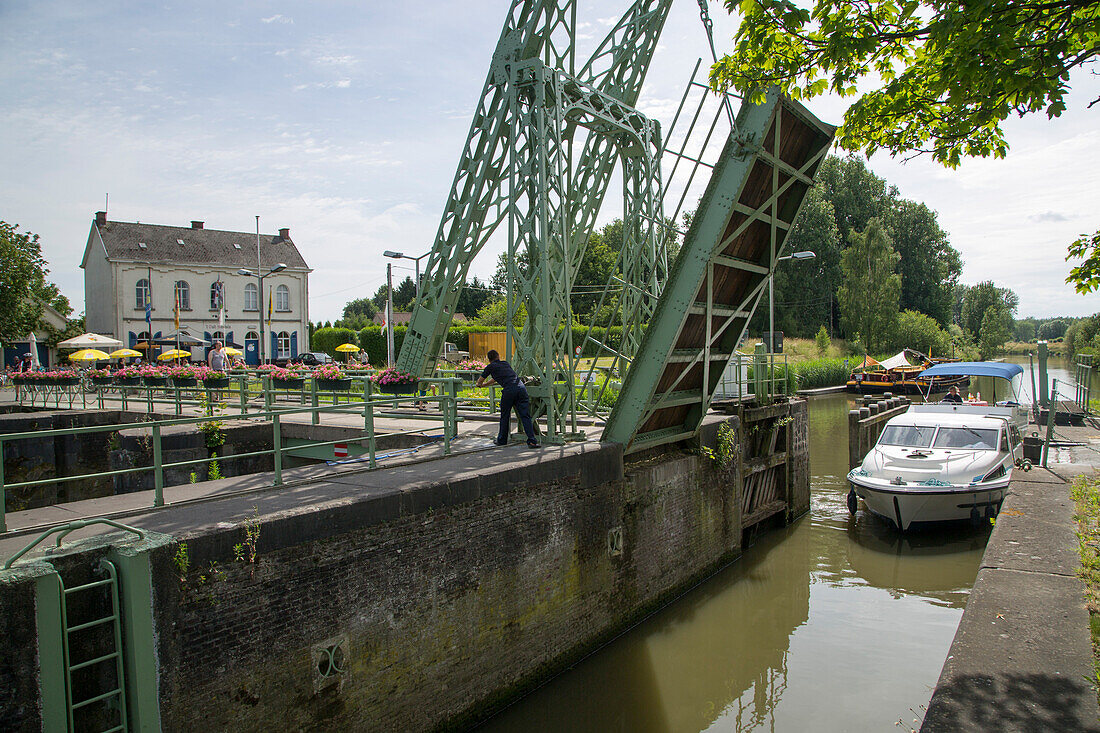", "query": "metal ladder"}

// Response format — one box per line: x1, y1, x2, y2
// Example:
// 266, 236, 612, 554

58, 558, 129, 732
